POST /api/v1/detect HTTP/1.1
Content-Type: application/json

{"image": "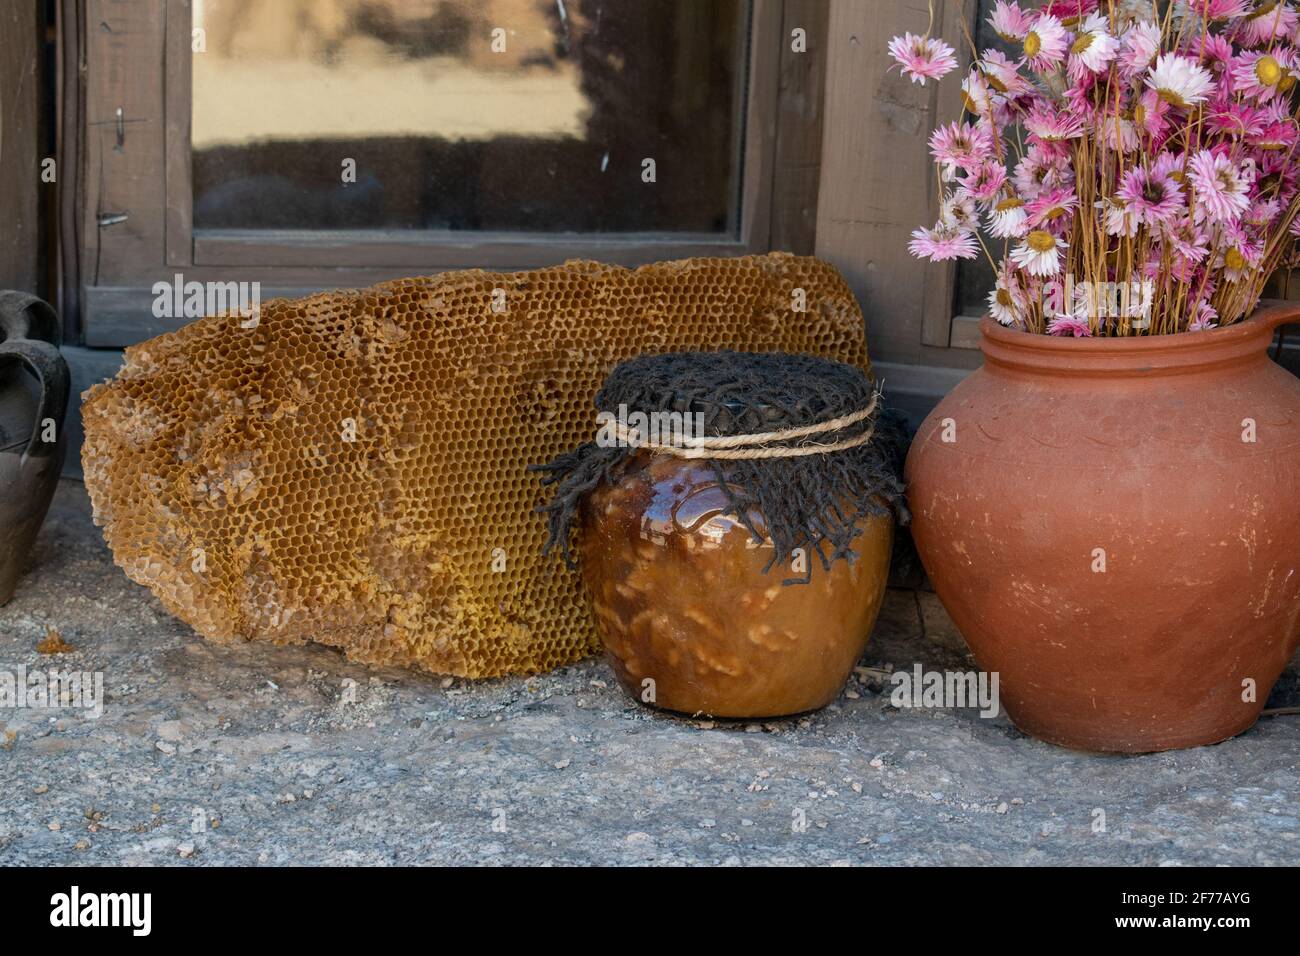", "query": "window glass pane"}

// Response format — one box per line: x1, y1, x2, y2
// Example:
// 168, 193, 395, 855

191, 0, 746, 234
